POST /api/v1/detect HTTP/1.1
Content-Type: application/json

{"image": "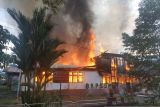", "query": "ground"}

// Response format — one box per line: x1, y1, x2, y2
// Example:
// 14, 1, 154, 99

0, 86, 107, 106
0, 85, 19, 105
0, 86, 147, 107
